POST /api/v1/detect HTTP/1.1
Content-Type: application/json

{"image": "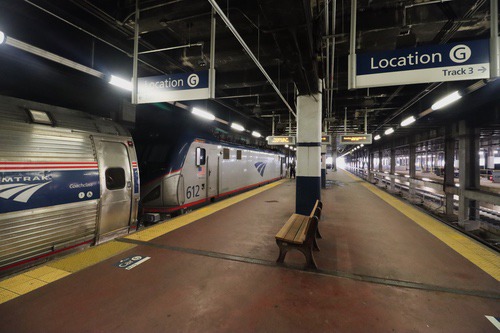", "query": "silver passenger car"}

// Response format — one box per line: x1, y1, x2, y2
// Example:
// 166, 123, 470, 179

0, 96, 139, 274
